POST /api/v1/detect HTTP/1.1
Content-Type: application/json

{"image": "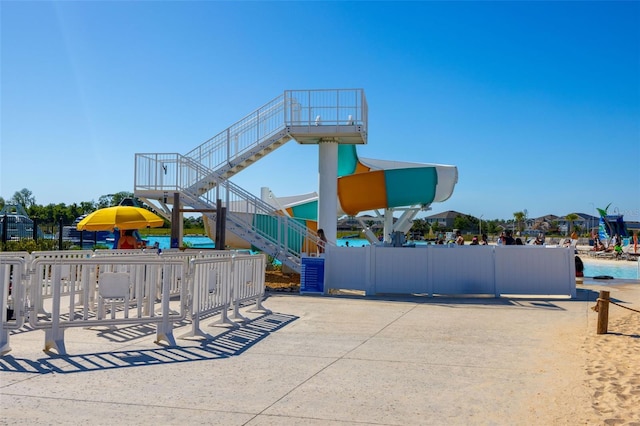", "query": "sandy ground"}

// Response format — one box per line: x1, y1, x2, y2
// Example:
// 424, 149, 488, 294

582, 285, 640, 425
535, 283, 640, 425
